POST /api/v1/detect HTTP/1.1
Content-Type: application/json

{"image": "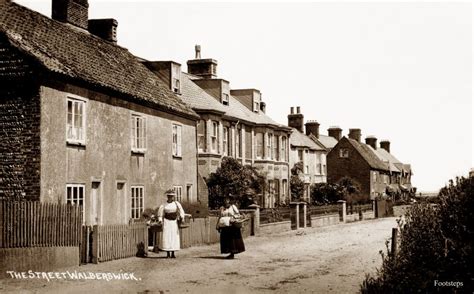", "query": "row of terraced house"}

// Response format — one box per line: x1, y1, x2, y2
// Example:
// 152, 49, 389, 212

0, 0, 414, 227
